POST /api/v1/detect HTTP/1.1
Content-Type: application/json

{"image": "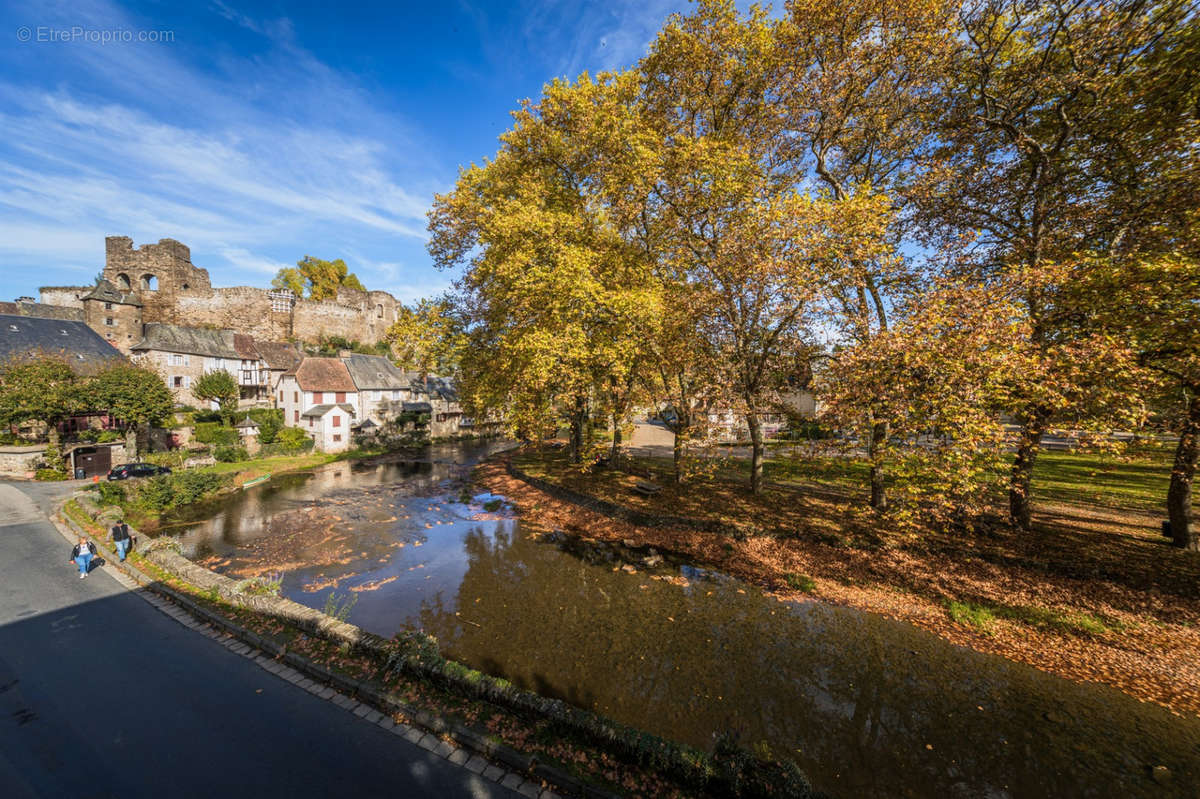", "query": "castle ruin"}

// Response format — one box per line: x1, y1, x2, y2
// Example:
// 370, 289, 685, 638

40, 236, 403, 351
